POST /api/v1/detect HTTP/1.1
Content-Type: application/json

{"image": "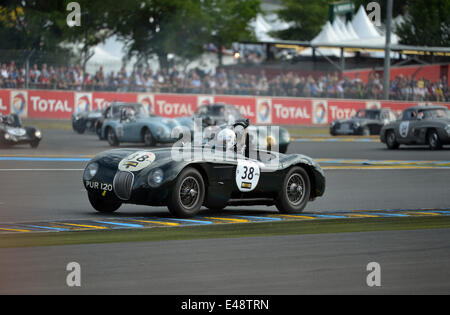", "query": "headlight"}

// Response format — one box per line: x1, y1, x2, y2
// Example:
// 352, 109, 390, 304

34, 130, 42, 138
353, 122, 360, 129
148, 168, 164, 188
83, 163, 99, 181
330, 121, 336, 127
4, 133, 10, 140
